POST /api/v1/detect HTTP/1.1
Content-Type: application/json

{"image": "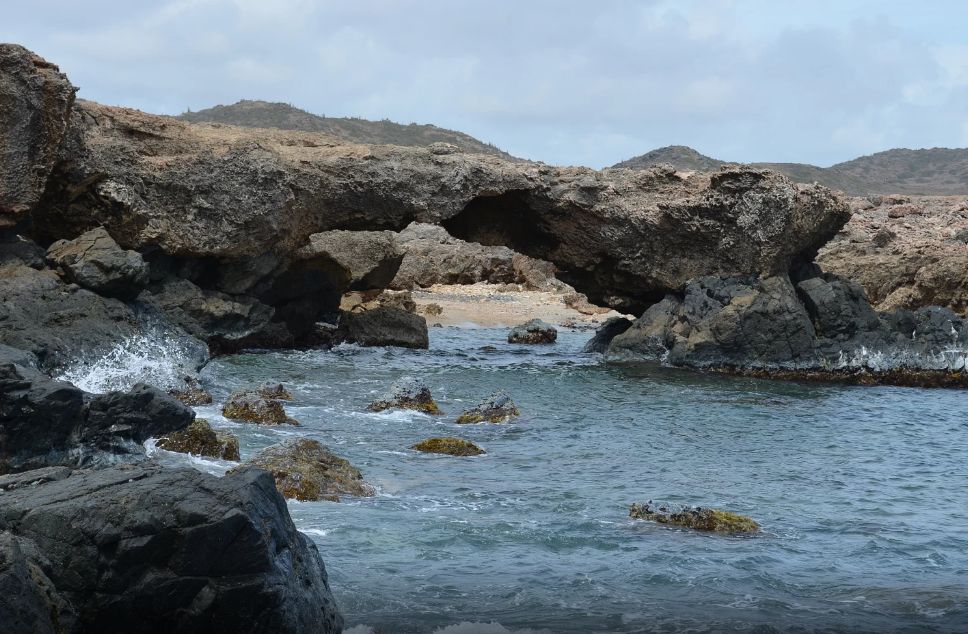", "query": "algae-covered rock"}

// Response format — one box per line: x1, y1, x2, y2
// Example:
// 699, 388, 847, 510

368, 376, 441, 414
629, 501, 759, 534
456, 390, 520, 424
222, 389, 298, 425
233, 438, 375, 502
508, 318, 557, 344
411, 437, 485, 456
156, 418, 240, 461
258, 382, 293, 400
167, 376, 213, 405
